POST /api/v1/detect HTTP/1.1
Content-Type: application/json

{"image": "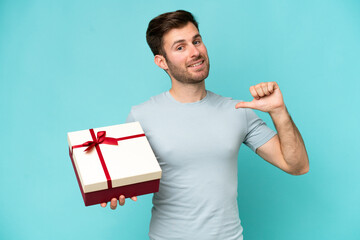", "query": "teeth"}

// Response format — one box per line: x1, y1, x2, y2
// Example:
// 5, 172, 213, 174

190, 61, 203, 67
